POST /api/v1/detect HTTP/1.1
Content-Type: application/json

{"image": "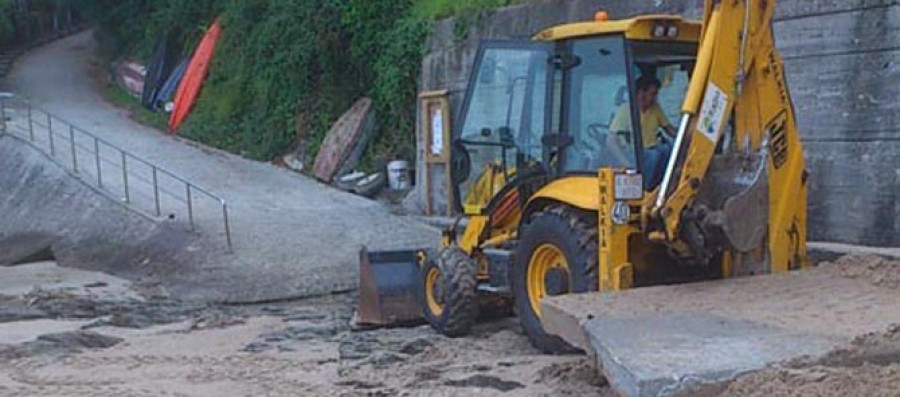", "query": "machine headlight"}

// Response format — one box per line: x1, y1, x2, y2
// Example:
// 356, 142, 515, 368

614, 173, 643, 200
653, 24, 667, 38
612, 201, 631, 225
652, 23, 679, 39
667, 25, 679, 38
